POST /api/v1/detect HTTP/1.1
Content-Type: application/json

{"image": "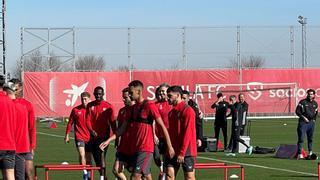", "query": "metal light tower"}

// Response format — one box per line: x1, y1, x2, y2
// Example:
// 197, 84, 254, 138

298, 15, 307, 68
0, 0, 5, 75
